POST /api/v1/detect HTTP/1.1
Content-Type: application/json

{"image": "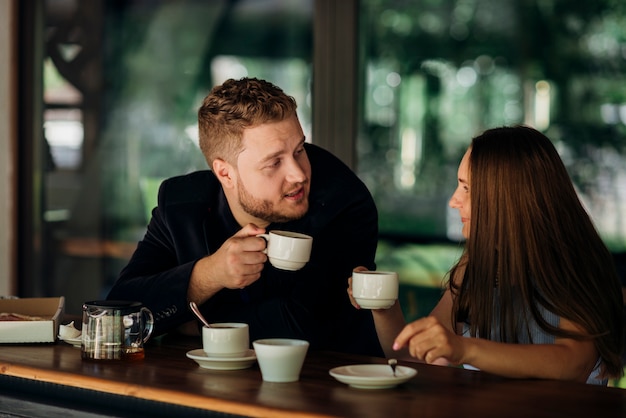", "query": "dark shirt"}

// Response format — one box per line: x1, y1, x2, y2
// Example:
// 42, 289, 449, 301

107, 144, 383, 357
